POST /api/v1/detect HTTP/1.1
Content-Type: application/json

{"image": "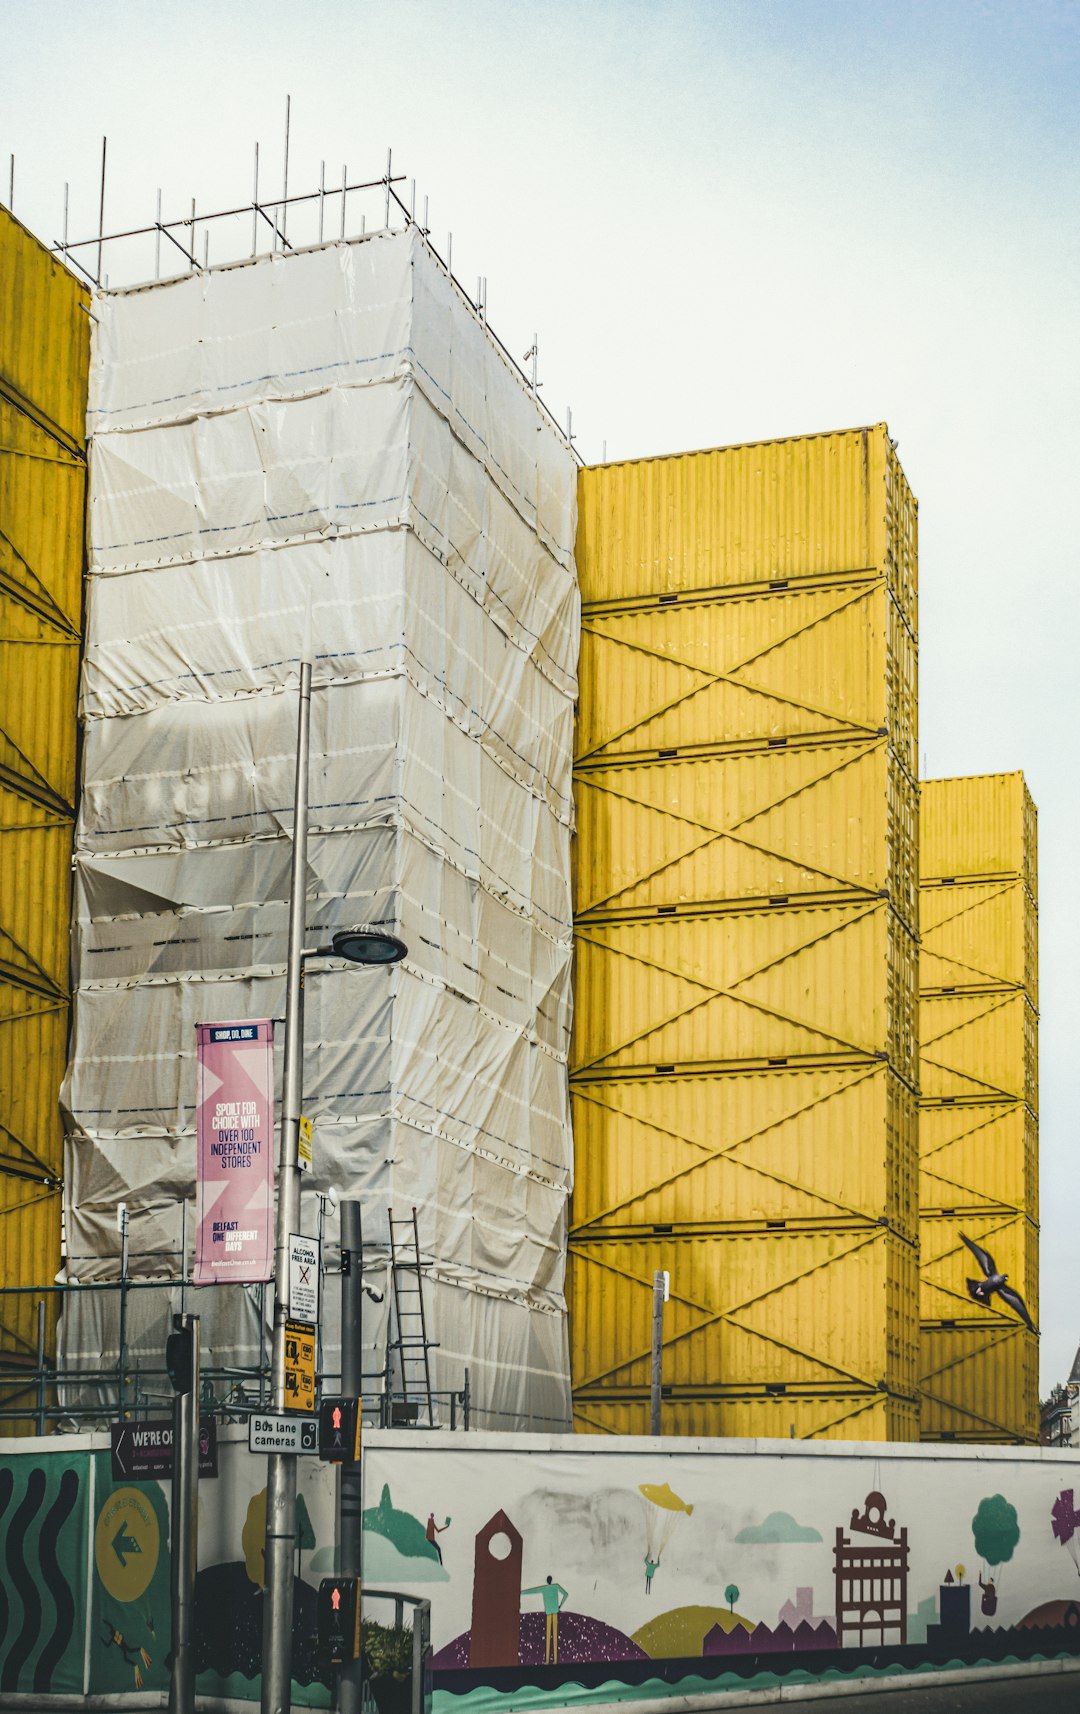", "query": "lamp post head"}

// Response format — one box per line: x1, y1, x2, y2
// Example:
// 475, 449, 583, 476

330, 927, 408, 966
